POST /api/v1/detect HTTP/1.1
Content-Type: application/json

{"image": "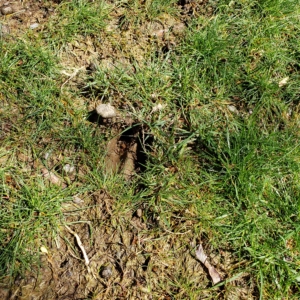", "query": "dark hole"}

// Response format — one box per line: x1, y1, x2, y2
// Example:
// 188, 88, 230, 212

142, 256, 151, 271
